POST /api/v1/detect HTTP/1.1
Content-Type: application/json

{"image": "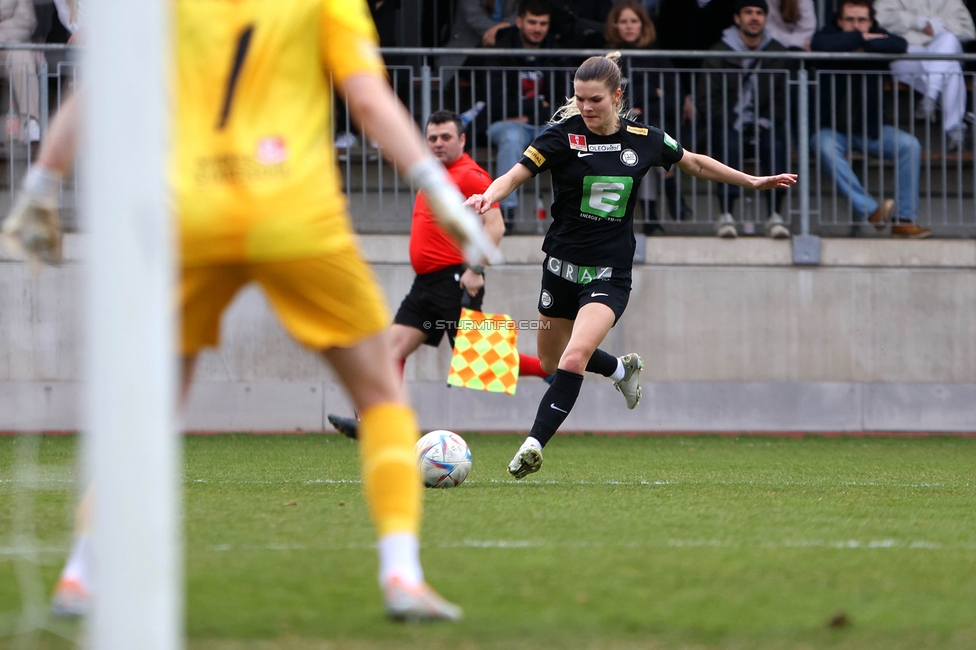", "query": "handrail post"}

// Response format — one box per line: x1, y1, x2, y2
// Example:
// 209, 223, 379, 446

792, 62, 821, 265
798, 64, 810, 237
421, 58, 431, 127
38, 55, 49, 136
